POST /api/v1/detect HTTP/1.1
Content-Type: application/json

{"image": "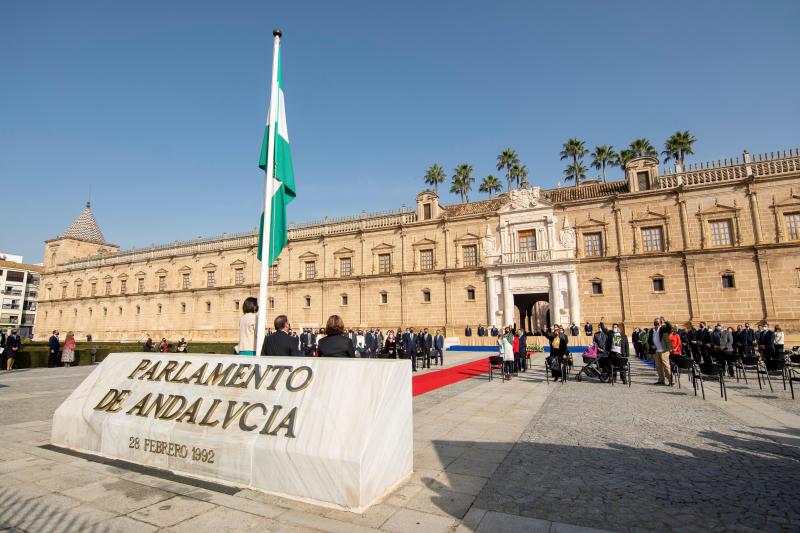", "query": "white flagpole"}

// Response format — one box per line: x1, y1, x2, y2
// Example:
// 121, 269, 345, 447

256, 29, 282, 355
